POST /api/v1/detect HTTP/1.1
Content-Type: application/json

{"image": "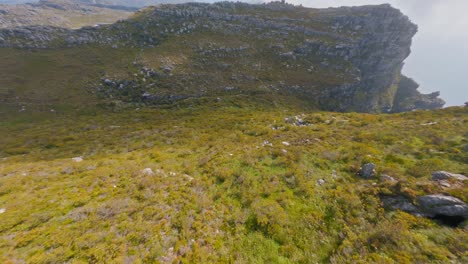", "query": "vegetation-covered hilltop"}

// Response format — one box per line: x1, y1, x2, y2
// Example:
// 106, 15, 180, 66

0, 2, 444, 113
